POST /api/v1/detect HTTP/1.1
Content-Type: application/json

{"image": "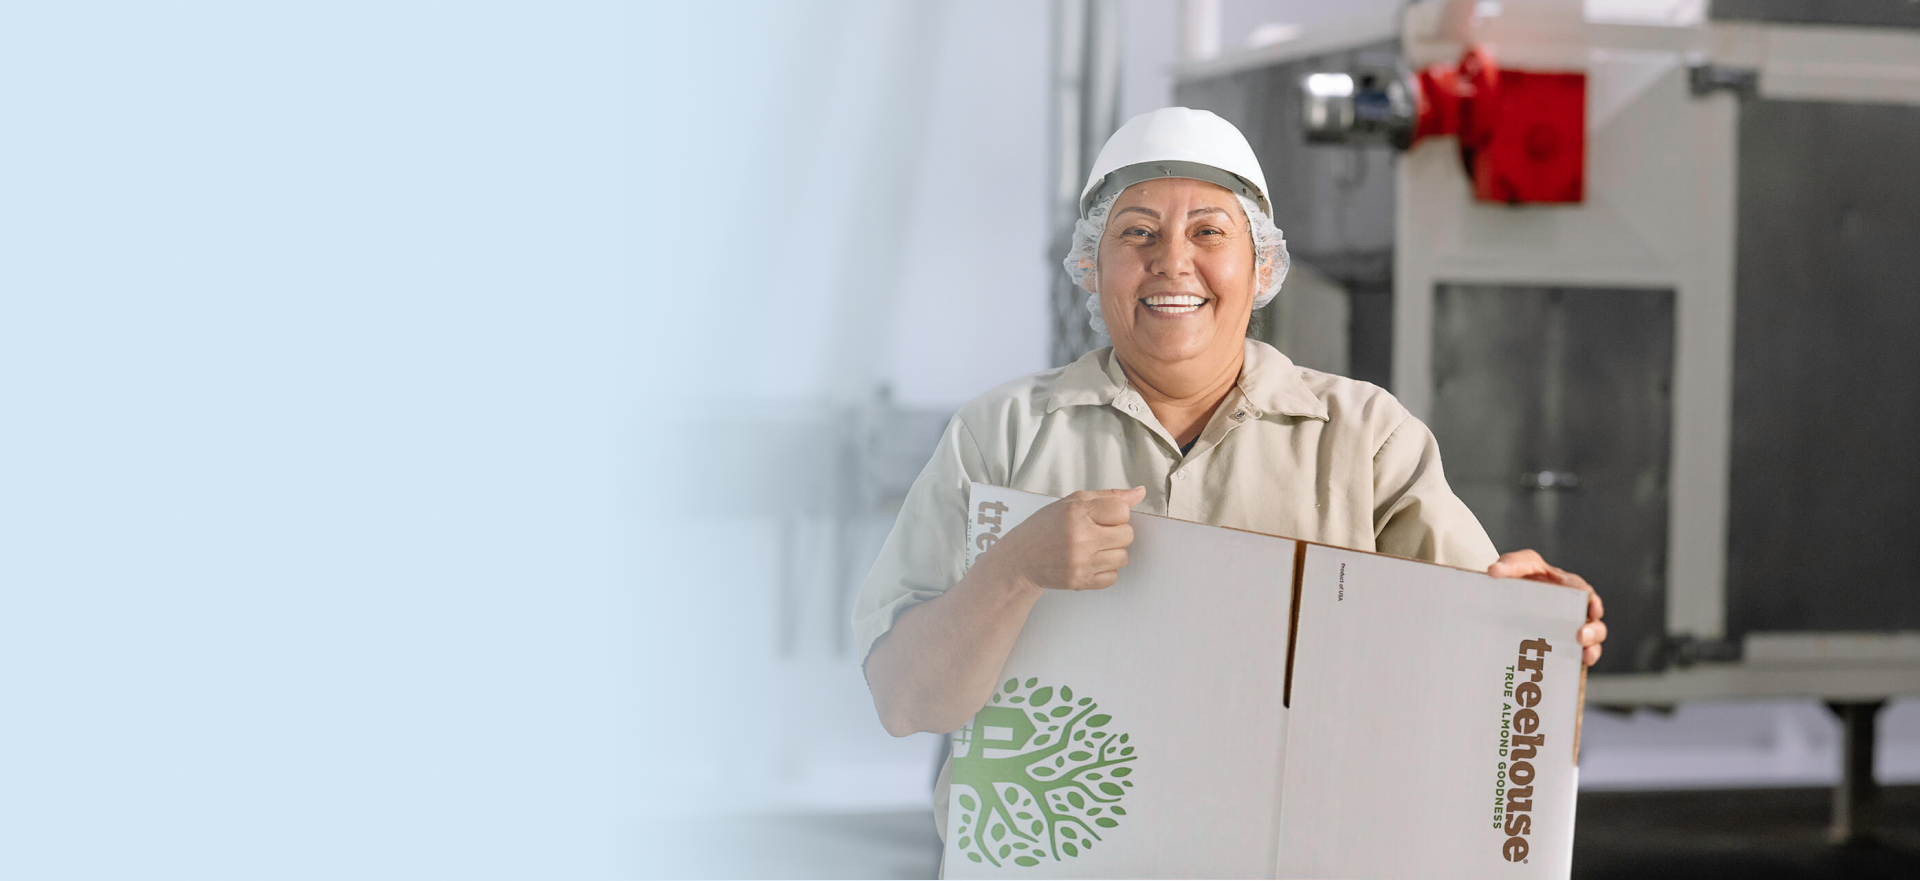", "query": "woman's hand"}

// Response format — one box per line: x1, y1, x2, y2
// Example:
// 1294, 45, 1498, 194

865, 486, 1148, 736
986, 487, 1147, 593
1488, 550, 1607, 667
